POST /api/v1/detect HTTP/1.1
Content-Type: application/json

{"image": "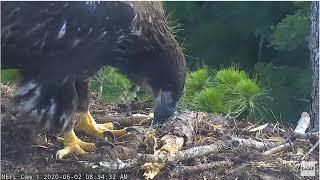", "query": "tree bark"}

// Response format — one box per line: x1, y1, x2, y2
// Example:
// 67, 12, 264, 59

309, 1, 319, 131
